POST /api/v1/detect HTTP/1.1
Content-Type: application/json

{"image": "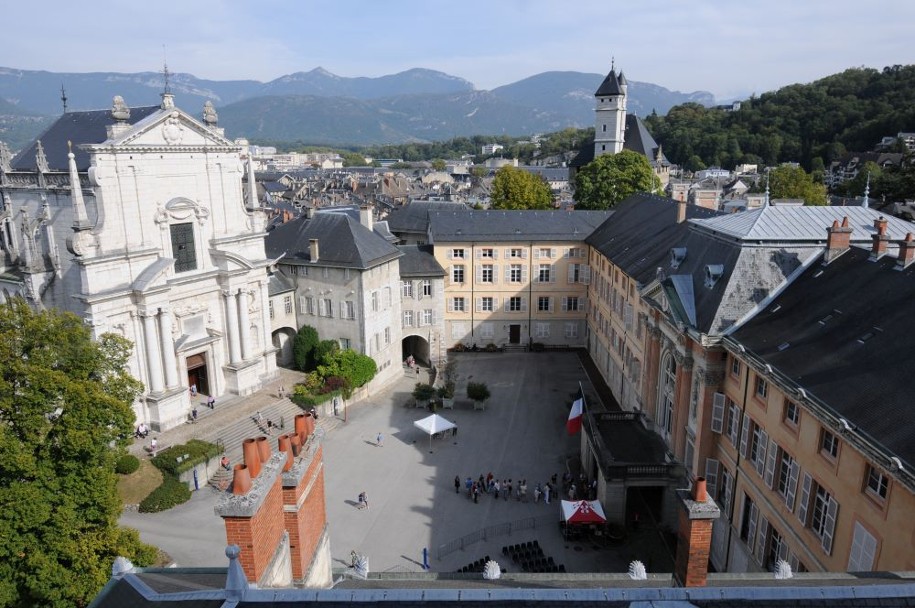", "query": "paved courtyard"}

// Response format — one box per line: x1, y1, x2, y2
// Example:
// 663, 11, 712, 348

121, 352, 674, 576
